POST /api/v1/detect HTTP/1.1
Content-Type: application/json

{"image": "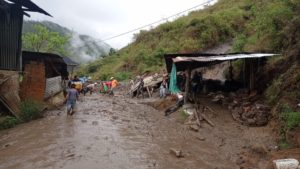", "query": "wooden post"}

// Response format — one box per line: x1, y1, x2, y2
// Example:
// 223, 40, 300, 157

184, 67, 191, 104
146, 86, 151, 98
249, 59, 255, 91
